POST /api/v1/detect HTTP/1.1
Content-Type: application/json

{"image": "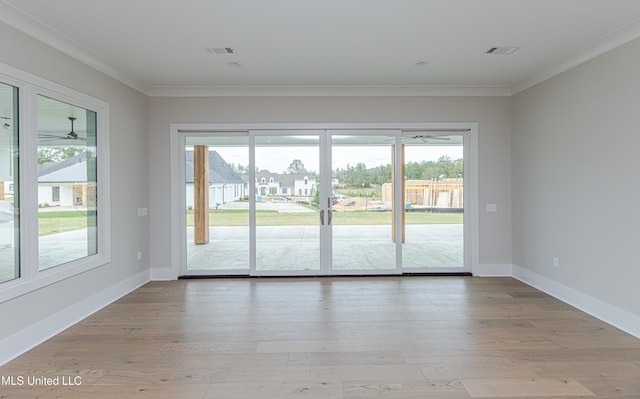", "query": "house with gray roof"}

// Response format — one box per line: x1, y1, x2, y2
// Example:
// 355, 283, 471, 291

37, 151, 96, 208
255, 170, 316, 199
185, 150, 246, 208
